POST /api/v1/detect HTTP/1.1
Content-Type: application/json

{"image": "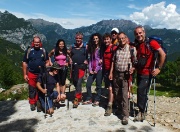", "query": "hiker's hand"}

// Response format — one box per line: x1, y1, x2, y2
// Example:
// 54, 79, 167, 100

129, 67, 135, 74
90, 71, 94, 74
94, 71, 97, 74
57, 94, 61, 101
24, 75, 29, 82
60, 94, 66, 100
42, 89, 47, 94
65, 63, 68, 66
109, 73, 113, 80
151, 68, 160, 76
84, 60, 88, 64
99, 59, 102, 64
